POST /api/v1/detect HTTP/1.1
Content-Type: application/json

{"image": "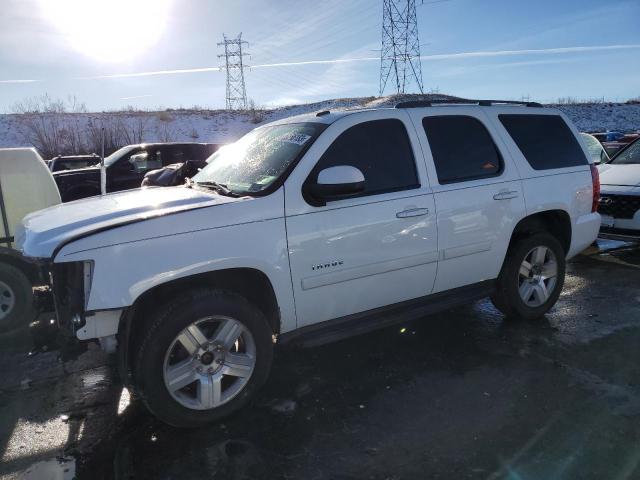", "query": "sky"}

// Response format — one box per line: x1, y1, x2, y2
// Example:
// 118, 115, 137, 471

0, 0, 639, 112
